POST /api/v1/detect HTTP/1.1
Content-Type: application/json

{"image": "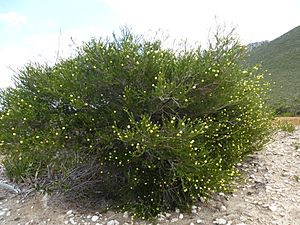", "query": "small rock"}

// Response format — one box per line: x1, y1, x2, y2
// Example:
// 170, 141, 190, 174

91, 215, 99, 222
175, 208, 180, 213
196, 219, 203, 223
69, 217, 77, 225
123, 211, 129, 218
269, 205, 277, 212
171, 218, 178, 223
165, 213, 171, 218
107, 220, 119, 225
66, 210, 73, 215
64, 221, 69, 224
179, 214, 184, 219
190, 223, 195, 225
220, 205, 227, 211
213, 218, 227, 224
